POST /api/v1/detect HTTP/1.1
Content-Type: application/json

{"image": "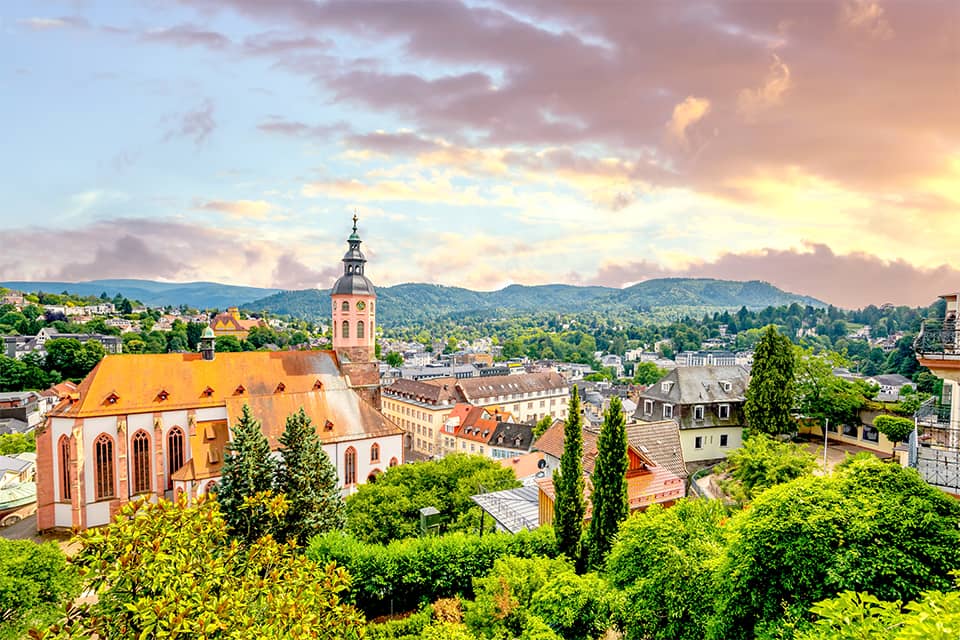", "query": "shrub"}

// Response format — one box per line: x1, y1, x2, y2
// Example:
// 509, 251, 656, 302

308, 527, 557, 617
